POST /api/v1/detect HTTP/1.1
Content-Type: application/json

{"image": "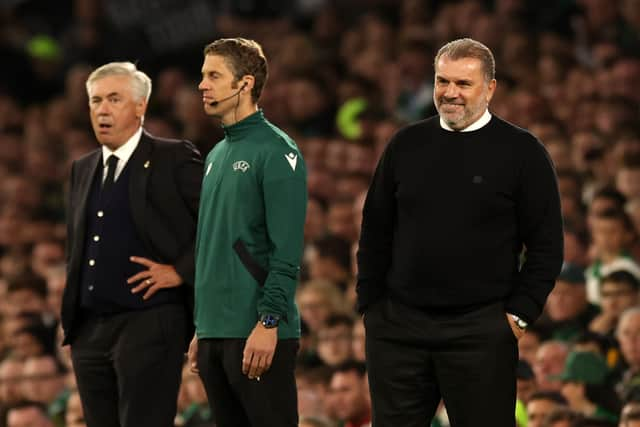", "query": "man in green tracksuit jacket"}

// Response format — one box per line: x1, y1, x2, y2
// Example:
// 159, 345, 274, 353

188, 38, 307, 427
